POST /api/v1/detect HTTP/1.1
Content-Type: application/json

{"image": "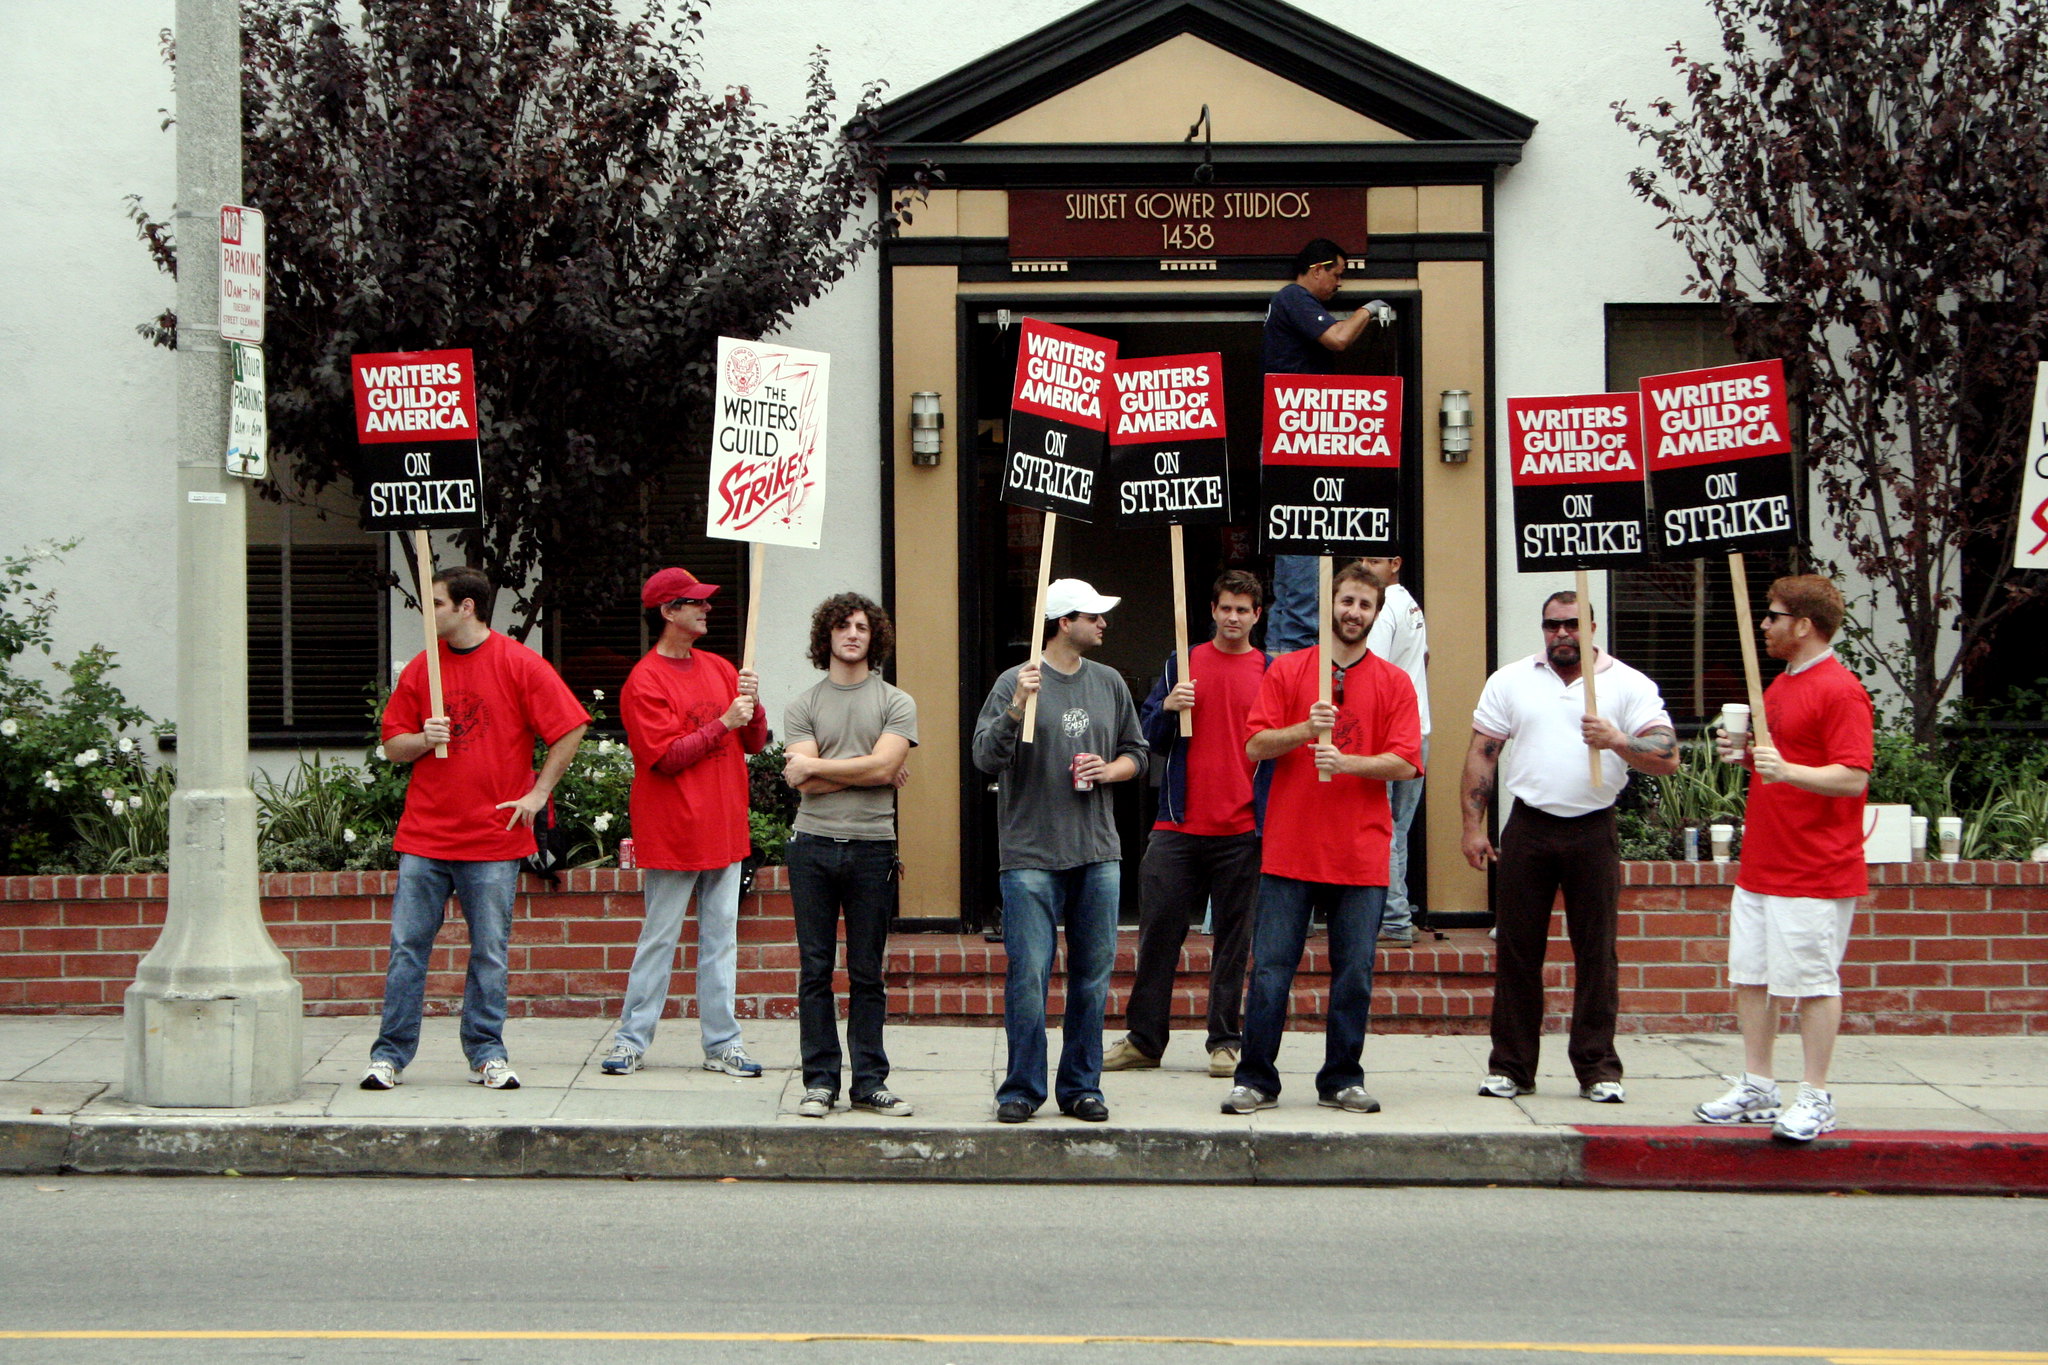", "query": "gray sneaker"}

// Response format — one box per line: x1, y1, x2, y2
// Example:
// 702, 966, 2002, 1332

1220, 1085, 1275, 1114
703, 1044, 763, 1078
1694, 1076, 1782, 1125
359, 1059, 401, 1091
852, 1089, 915, 1116
599, 1043, 642, 1076
1771, 1084, 1836, 1142
1478, 1073, 1534, 1098
1580, 1080, 1626, 1103
1318, 1085, 1382, 1113
797, 1088, 834, 1118
470, 1058, 520, 1090
1378, 925, 1417, 945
